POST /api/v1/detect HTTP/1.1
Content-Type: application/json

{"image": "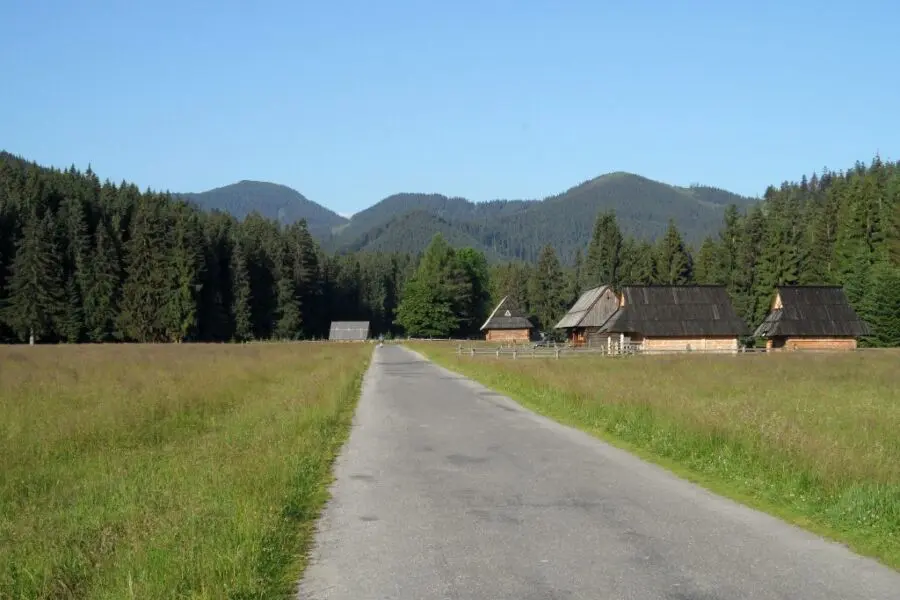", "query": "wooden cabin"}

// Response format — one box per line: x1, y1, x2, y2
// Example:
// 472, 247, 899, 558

480, 296, 534, 342
328, 321, 370, 341
553, 285, 619, 346
600, 285, 750, 353
753, 286, 870, 350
